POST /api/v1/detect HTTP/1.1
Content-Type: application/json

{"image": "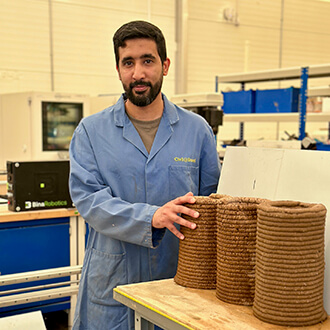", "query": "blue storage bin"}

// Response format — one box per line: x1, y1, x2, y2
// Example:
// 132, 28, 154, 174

316, 142, 330, 151
255, 87, 300, 113
222, 90, 255, 114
